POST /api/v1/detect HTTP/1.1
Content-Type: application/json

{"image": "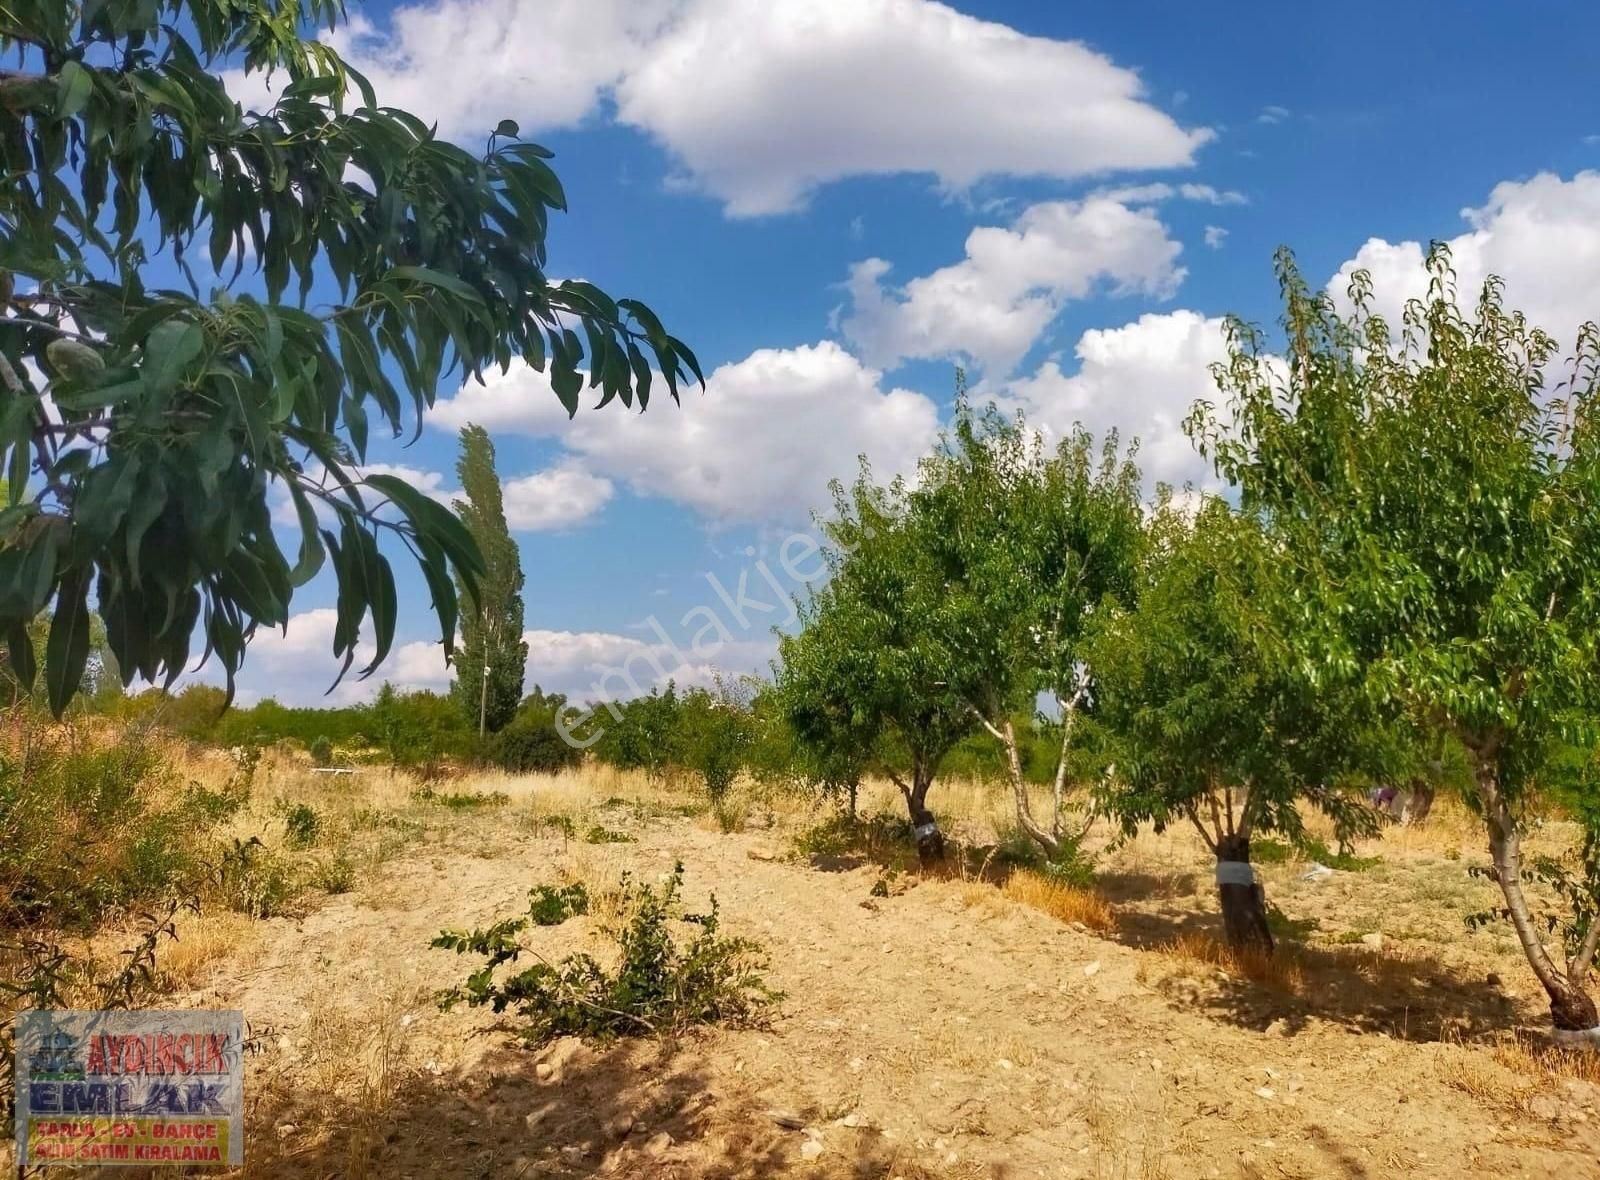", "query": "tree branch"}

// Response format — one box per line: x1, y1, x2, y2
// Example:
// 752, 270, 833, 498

1185, 802, 1219, 854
